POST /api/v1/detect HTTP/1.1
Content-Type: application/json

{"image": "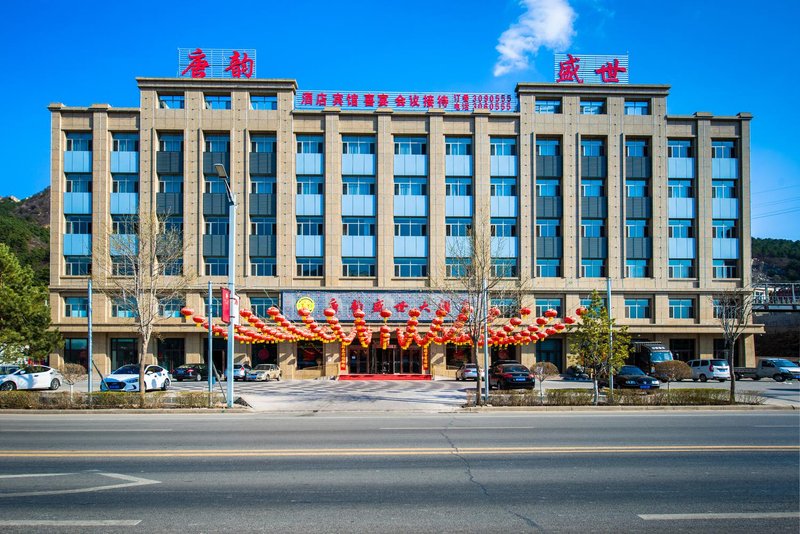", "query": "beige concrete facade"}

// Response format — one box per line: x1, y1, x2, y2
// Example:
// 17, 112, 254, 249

48, 78, 762, 378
